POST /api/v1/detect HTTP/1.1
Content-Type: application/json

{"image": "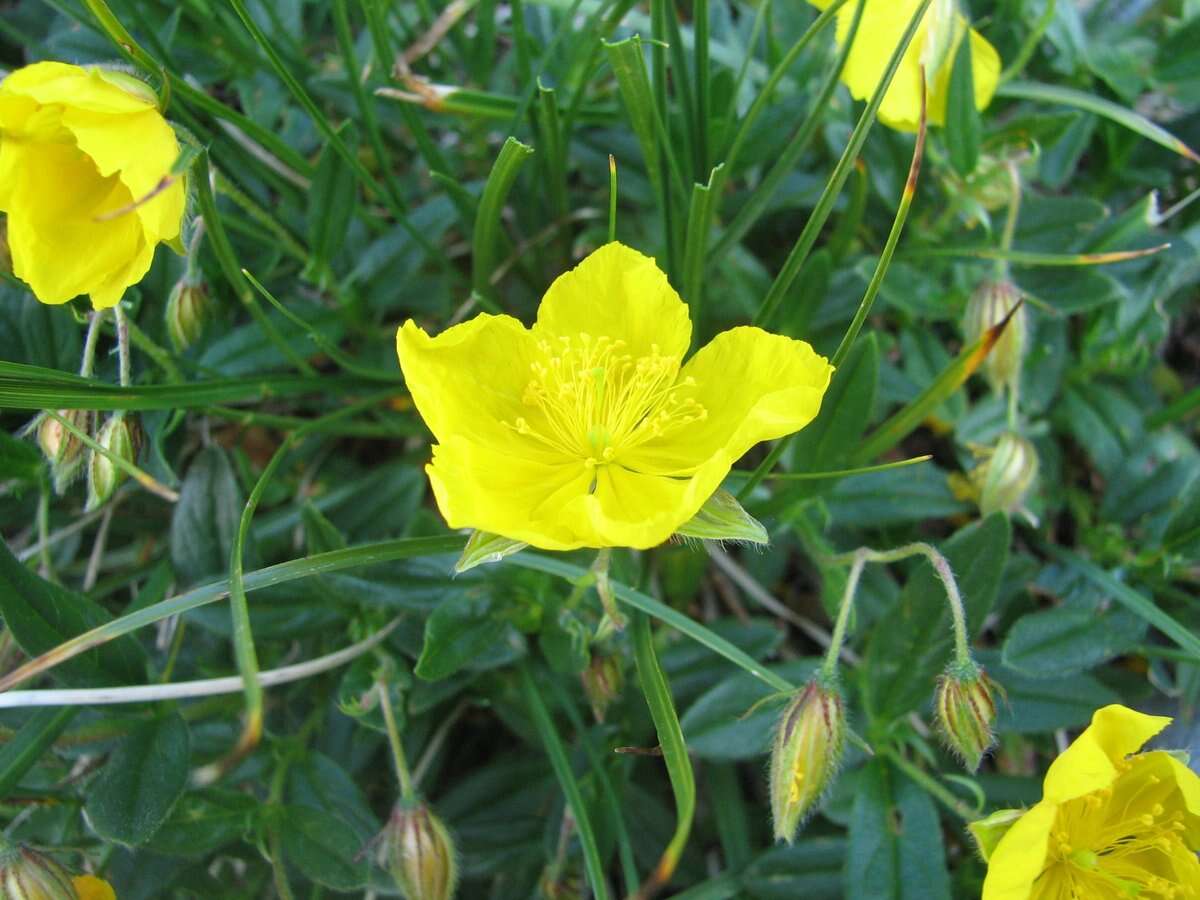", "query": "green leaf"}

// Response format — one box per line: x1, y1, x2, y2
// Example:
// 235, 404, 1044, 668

675, 488, 768, 544
472, 136, 535, 295
945, 35, 980, 176
0, 539, 147, 686
415, 590, 525, 681
976, 650, 1120, 734
741, 837, 847, 898
0, 707, 77, 800
605, 36, 667, 211
1002, 605, 1147, 678
170, 446, 245, 588
0, 282, 81, 369
455, 530, 529, 574
845, 760, 951, 900
277, 805, 370, 891
0, 428, 44, 482
85, 712, 191, 846
865, 514, 1011, 717
145, 789, 258, 858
